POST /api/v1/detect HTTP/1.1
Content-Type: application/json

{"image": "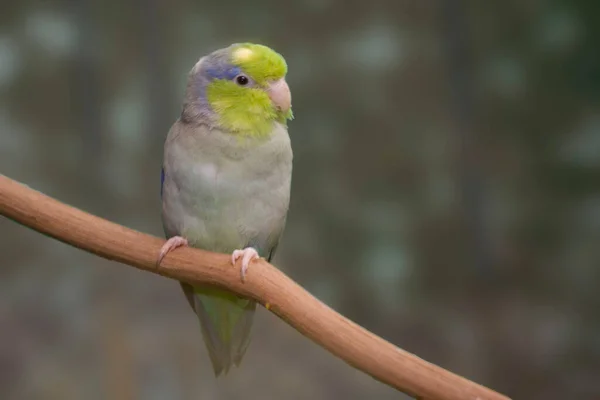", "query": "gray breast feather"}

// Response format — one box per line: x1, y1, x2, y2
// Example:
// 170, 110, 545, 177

161, 120, 292, 259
